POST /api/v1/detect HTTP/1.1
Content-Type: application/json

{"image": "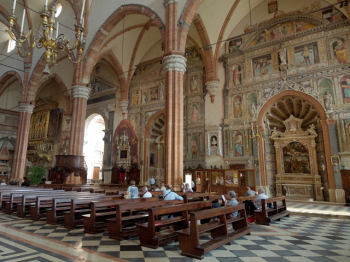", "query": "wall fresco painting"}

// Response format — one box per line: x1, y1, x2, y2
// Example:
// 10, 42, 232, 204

267, 22, 293, 41
340, 75, 350, 103
189, 134, 200, 159
233, 131, 244, 157
332, 39, 347, 64
133, 90, 139, 105
295, 21, 317, 32
253, 54, 273, 77
150, 87, 159, 101
322, 7, 346, 23
294, 42, 319, 67
190, 75, 199, 93
249, 32, 266, 47
232, 95, 243, 118
231, 65, 242, 86
283, 142, 311, 174
318, 78, 335, 105
190, 102, 199, 123
228, 38, 242, 53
